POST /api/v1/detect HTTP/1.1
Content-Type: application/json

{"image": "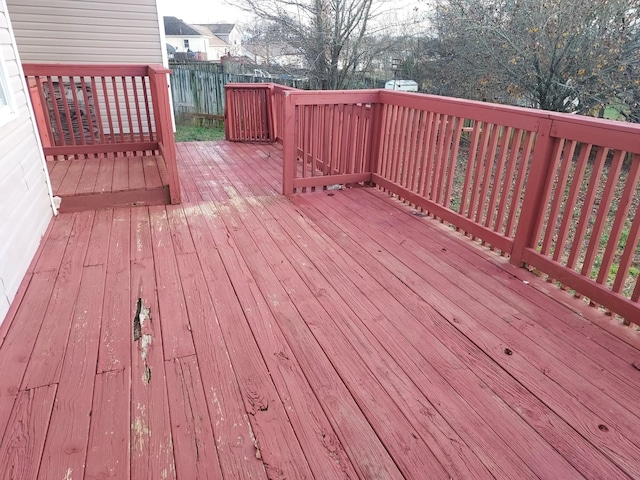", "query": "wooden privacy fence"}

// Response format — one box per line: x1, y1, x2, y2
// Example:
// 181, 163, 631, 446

225, 84, 640, 325
171, 62, 304, 119
24, 64, 181, 204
